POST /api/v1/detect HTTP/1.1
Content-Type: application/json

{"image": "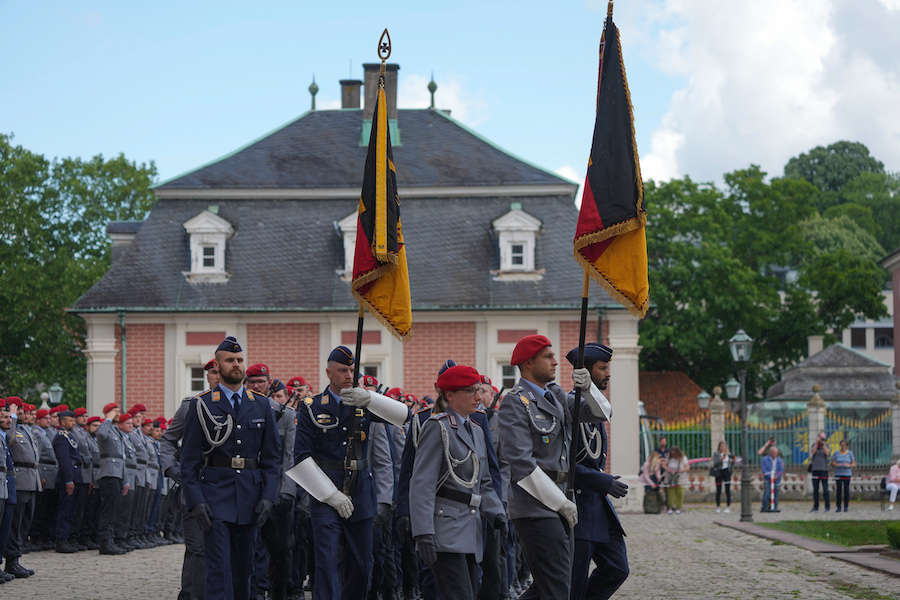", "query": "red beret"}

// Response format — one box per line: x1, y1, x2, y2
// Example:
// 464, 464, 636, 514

140, 418, 151, 426
203, 359, 217, 371
87, 416, 101, 424
436, 365, 482, 392
510, 334, 552, 366
130, 403, 147, 413
385, 387, 404, 400
361, 375, 379, 388
49, 405, 60, 414
480, 375, 492, 385
74, 407, 88, 416
6, 396, 23, 407
160, 422, 168, 431
0, 398, 6, 408
102, 402, 119, 414
404, 393, 419, 405
246, 363, 269, 378
287, 376, 306, 388
23, 403, 35, 412
35, 409, 49, 419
